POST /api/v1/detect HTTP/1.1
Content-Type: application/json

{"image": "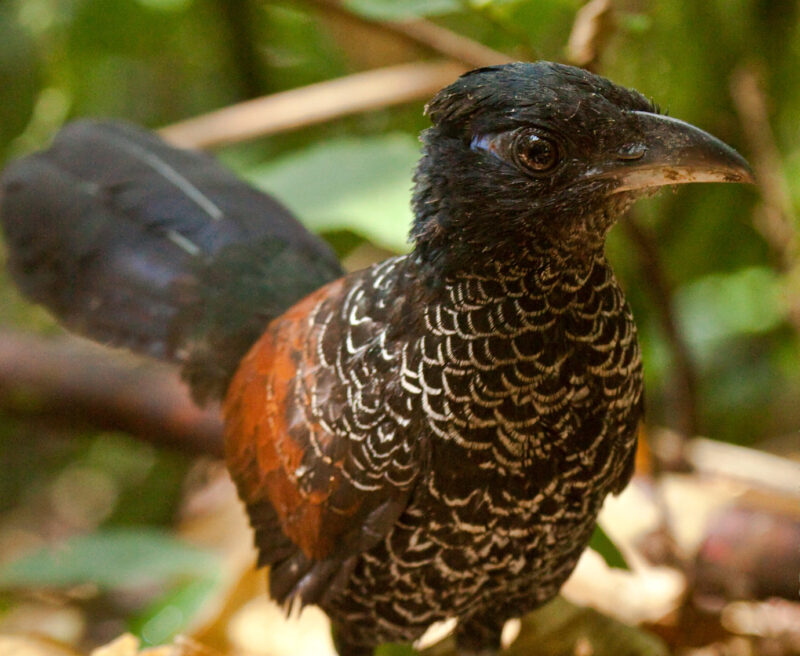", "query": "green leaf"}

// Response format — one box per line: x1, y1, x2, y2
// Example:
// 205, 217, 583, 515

619, 12, 653, 34
674, 266, 786, 353
509, 597, 668, 656
131, 577, 220, 645
135, 0, 193, 11
588, 525, 630, 570
342, 0, 462, 20
0, 528, 220, 591
0, 8, 41, 154
246, 135, 419, 253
